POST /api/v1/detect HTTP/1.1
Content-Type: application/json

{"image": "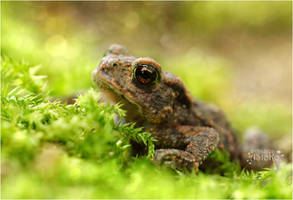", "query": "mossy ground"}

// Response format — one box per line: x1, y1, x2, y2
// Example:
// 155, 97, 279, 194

1, 57, 292, 199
